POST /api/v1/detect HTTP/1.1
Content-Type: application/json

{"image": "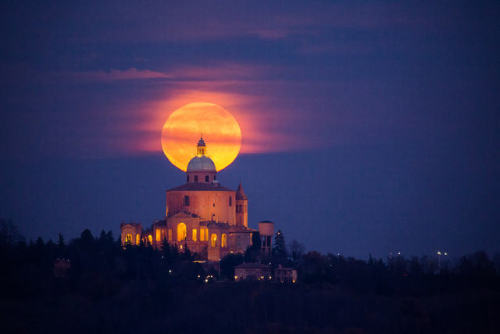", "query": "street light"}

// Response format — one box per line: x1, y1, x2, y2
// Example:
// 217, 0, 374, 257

436, 250, 448, 269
